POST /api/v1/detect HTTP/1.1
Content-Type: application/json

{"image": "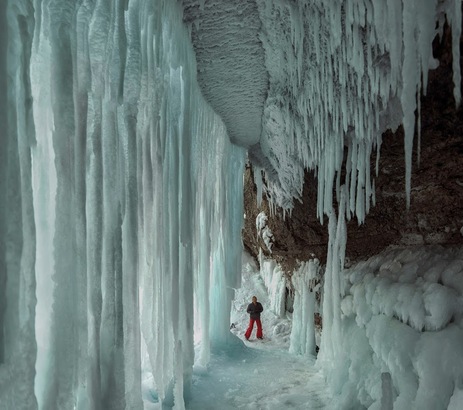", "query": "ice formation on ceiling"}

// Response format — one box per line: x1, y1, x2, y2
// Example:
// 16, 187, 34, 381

185, 0, 461, 221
